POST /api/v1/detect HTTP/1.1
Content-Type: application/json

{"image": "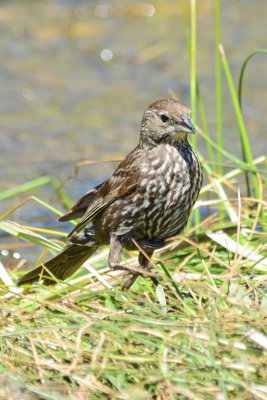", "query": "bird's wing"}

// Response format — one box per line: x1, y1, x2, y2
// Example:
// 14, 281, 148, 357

68, 146, 143, 237
58, 182, 104, 222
